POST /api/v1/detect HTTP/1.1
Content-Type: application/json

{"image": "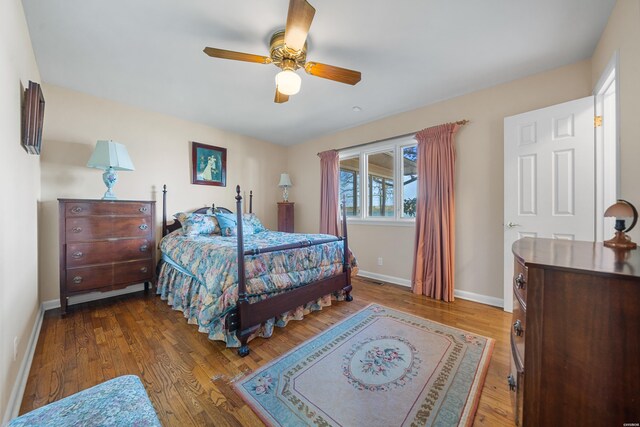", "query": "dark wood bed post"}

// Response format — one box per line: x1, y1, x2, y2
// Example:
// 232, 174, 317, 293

162, 185, 168, 237
235, 186, 253, 357
341, 195, 353, 301
249, 190, 253, 214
